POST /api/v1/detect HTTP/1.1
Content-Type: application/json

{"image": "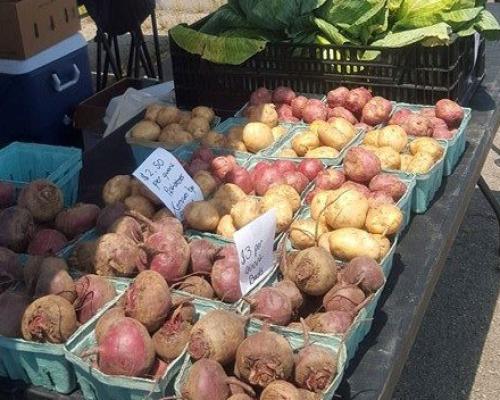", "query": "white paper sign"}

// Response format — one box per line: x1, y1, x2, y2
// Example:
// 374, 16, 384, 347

133, 148, 203, 219
234, 209, 277, 295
